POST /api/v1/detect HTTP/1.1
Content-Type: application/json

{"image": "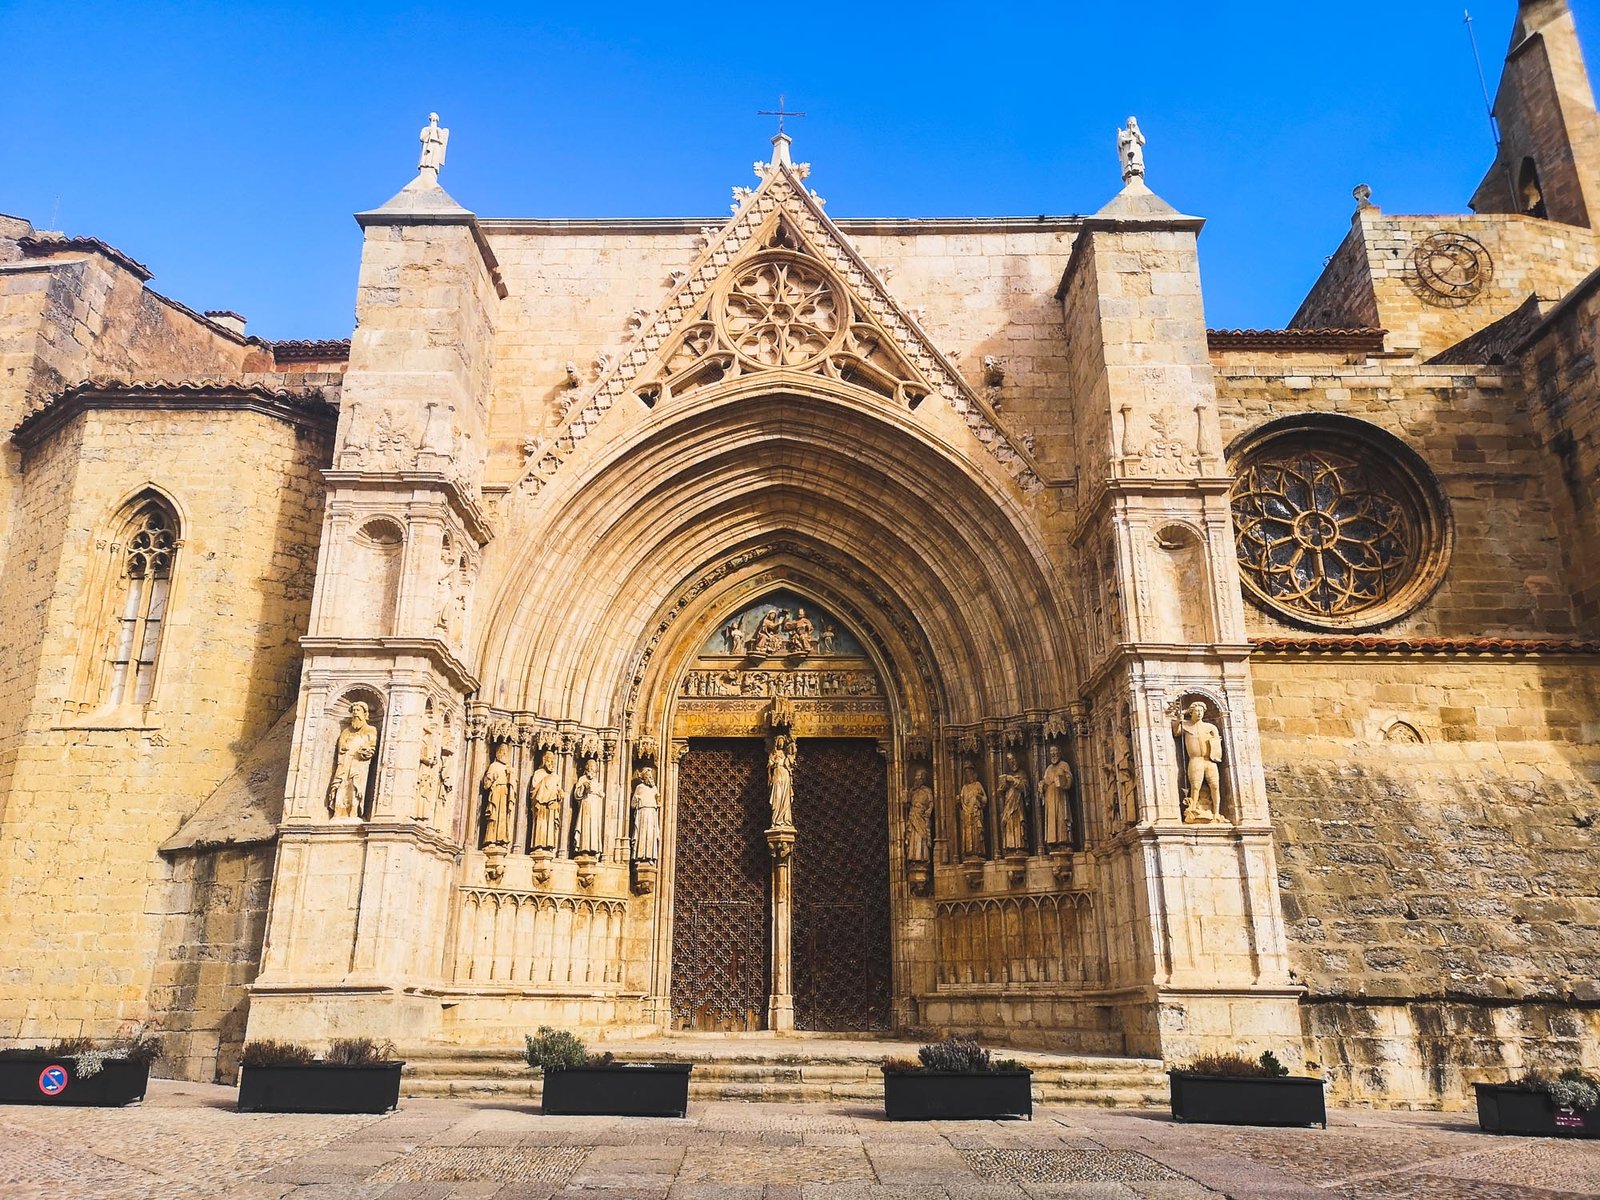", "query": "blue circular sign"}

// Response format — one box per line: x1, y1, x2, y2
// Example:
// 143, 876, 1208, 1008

37, 1064, 69, 1096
